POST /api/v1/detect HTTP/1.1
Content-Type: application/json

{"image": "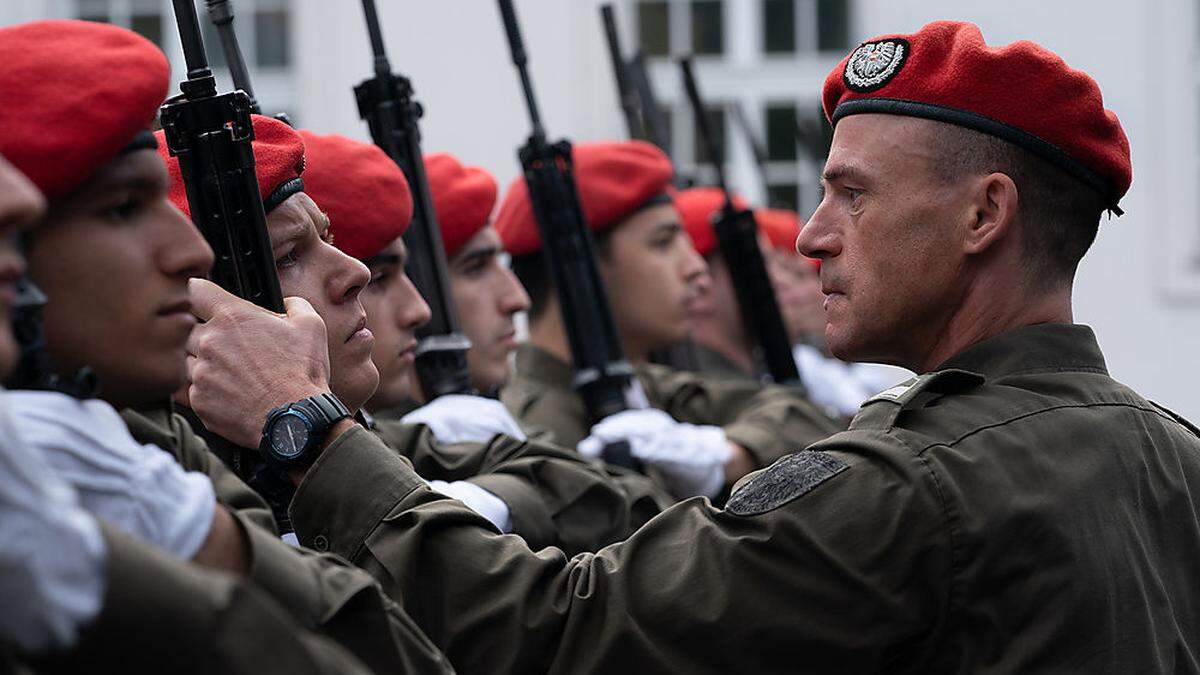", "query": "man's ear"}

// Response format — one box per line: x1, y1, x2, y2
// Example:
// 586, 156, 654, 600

963, 172, 1018, 255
